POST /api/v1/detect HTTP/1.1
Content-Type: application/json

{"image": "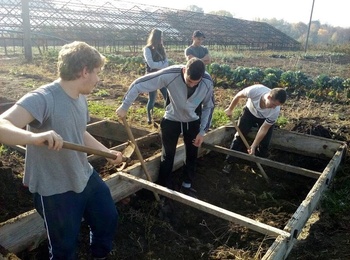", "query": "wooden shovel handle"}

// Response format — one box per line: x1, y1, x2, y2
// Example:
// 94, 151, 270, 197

121, 117, 161, 202
230, 117, 269, 182
49, 141, 129, 162
230, 119, 250, 149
